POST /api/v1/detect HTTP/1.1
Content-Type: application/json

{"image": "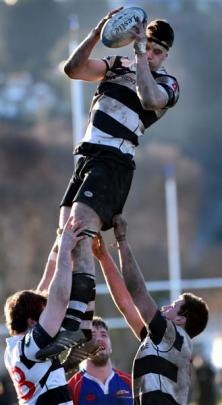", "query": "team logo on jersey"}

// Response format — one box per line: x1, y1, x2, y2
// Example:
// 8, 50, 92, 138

84, 191, 93, 198
85, 393, 96, 401
116, 389, 131, 398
